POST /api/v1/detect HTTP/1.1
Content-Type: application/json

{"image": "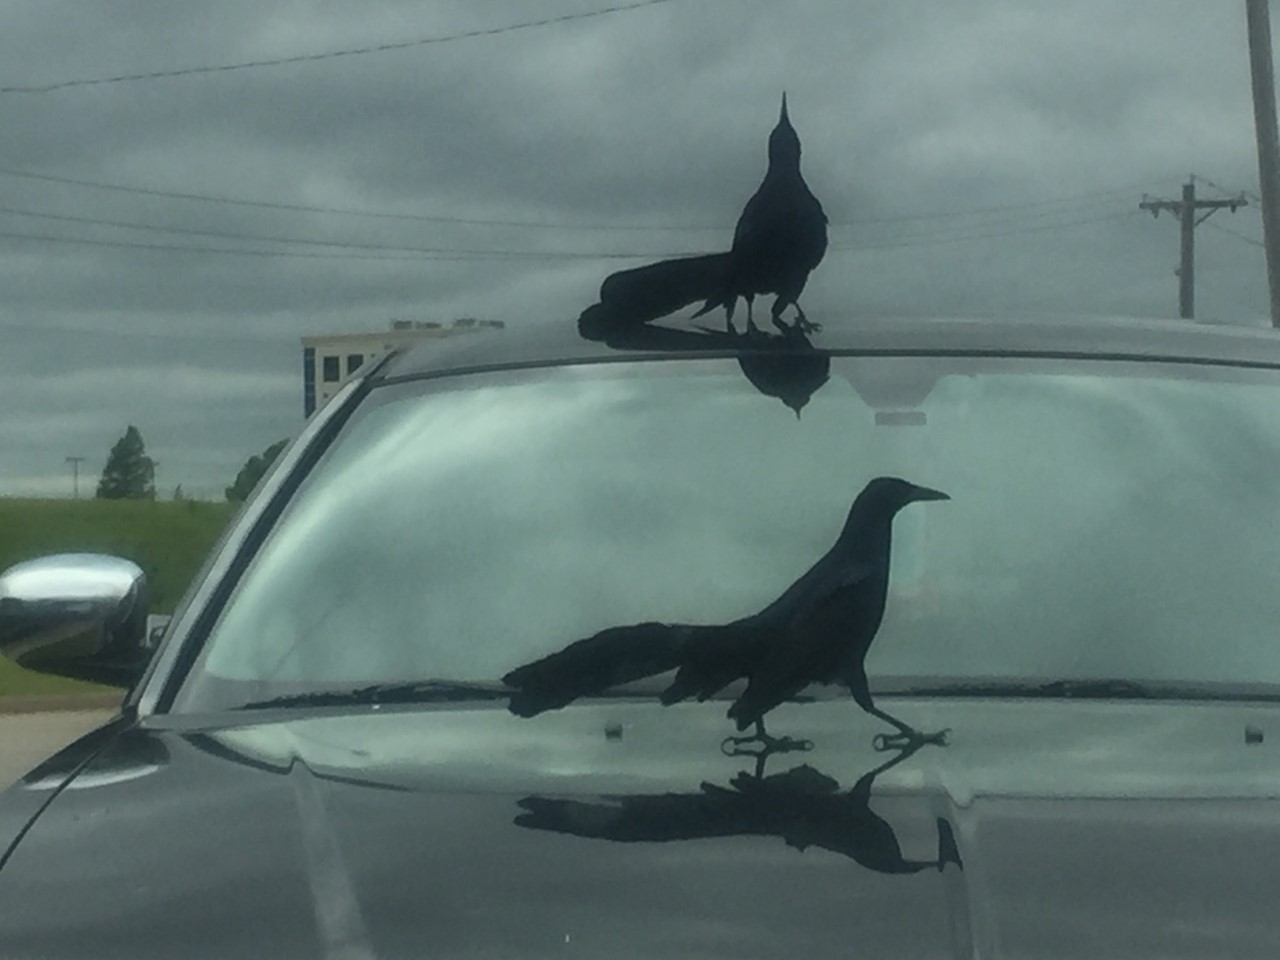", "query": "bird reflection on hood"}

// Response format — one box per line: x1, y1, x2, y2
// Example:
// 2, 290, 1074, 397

514, 739, 961, 877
